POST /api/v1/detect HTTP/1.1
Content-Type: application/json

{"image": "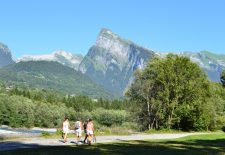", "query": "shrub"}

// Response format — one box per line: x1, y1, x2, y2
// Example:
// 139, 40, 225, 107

121, 122, 140, 131
94, 126, 131, 135
92, 108, 126, 127
41, 131, 50, 137
71, 110, 92, 122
